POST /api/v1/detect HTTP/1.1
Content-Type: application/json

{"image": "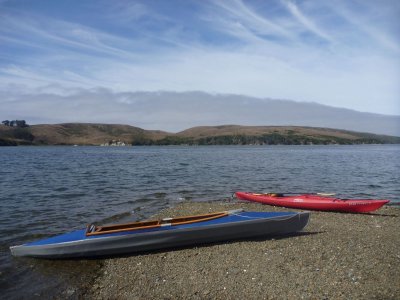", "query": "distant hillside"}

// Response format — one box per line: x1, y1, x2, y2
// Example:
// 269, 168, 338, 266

160, 125, 400, 145
0, 123, 168, 146
1, 123, 399, 146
